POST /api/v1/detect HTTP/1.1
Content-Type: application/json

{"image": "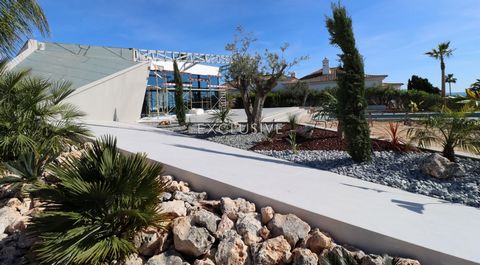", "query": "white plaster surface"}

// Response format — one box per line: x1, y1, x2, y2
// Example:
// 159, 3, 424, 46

85, 120, 480, 265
